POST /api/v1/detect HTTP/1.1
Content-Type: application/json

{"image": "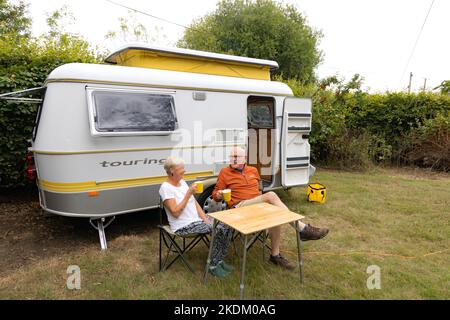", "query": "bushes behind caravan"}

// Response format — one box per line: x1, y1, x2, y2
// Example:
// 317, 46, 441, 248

283, 77, 450, 171
0, 35, 99, 188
